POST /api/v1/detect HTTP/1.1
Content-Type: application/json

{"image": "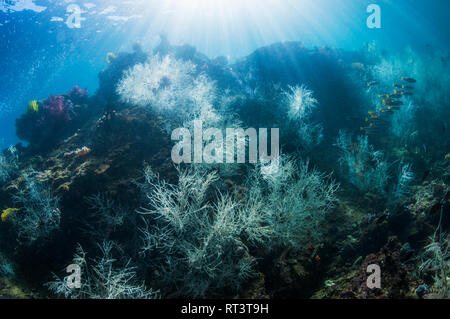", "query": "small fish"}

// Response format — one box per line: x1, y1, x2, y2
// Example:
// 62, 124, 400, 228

368, 110, 385, 118
394, 90, 413, 96
379, 108, 394, 114
387, 106, 401, 111
380, 93, 402, 99
402, 77, 417, 83
383, 99, 404, 106
393, 83, 414, 89
445, 153, 450, 160
367, 81, 379, 87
